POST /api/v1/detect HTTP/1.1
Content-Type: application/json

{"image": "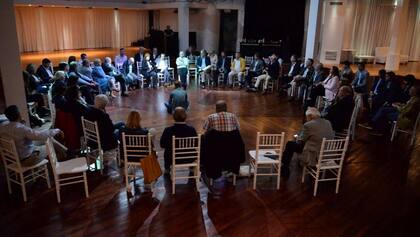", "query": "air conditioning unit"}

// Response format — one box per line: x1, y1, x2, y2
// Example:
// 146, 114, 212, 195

325, 50, 338, 61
